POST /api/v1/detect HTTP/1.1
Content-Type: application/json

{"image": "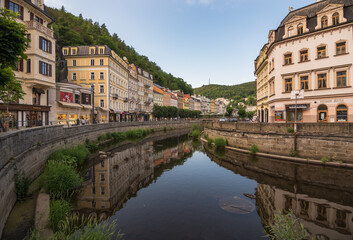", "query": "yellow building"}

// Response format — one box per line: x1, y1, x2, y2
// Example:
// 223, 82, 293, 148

254, 43, 269, 122
210, 101, 215, 113
0, 0, 56, 127
62, 45, 129, 123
